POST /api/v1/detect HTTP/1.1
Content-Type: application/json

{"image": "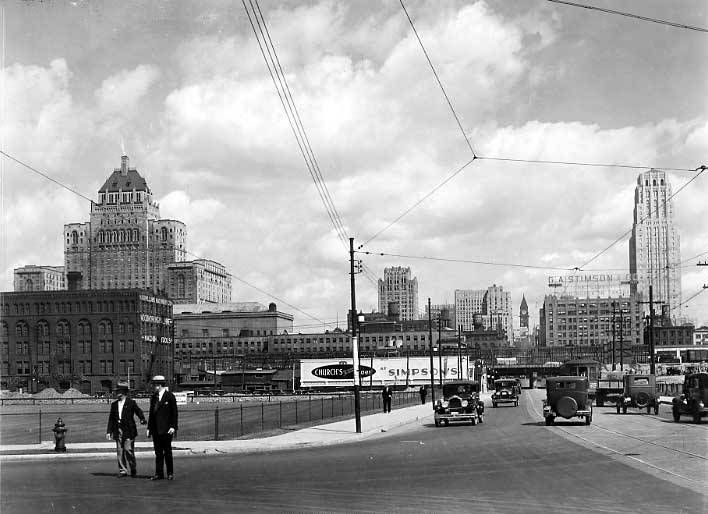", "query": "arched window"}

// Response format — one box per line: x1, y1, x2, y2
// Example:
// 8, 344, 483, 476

37, 320, 50, 338
653, 179, 657, 186
133, 229, 139, 242
71, 231, 79, 245
1, 322, 8, 340
113, 230, 118, 243
56, 320, 70, 338
16, 322, 29, 338
161, 227, 168, 241
119, 230, 125, 243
